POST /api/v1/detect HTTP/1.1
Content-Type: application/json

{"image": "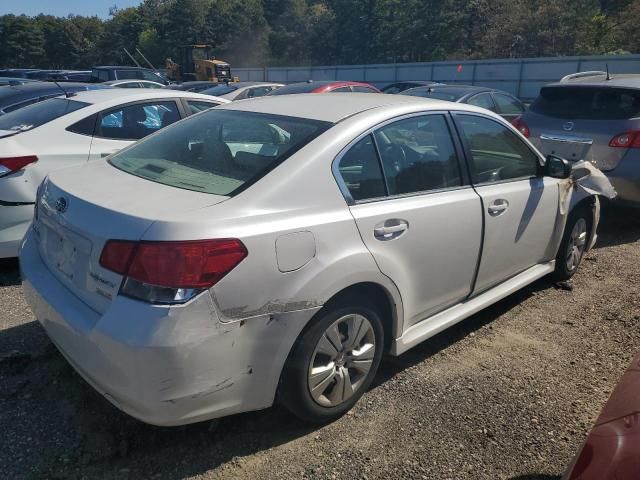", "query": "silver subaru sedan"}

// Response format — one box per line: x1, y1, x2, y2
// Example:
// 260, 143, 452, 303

21, 94, 600, 426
